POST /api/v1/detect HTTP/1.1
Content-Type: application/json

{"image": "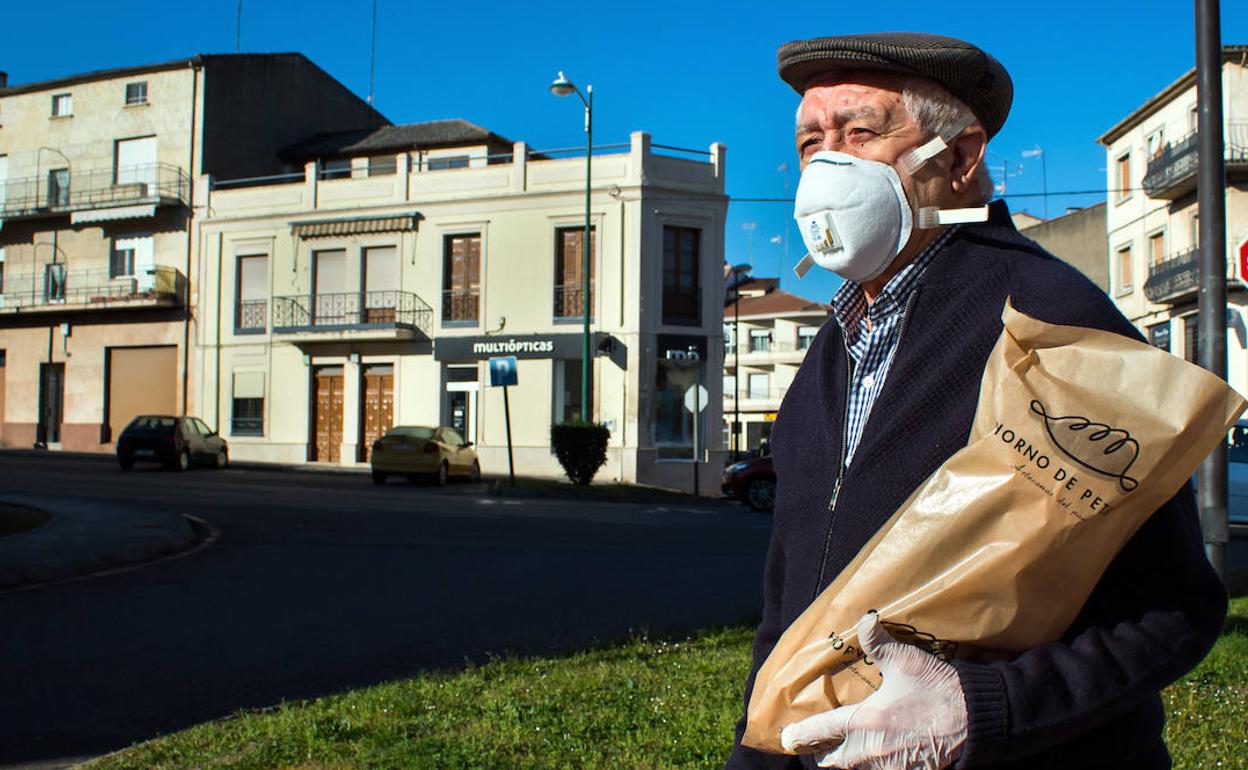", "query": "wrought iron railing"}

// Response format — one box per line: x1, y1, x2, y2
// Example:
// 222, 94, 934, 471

553, 283, 593, 319
1143, 122, 1248, 197
0, 265, 184, 309
441, 289, 479, 323
231, 415, 264, 436
1143, 247, 1199, 303
0, 163, 191, 219
271, 290, 433, 336
235, 299, 268, 332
